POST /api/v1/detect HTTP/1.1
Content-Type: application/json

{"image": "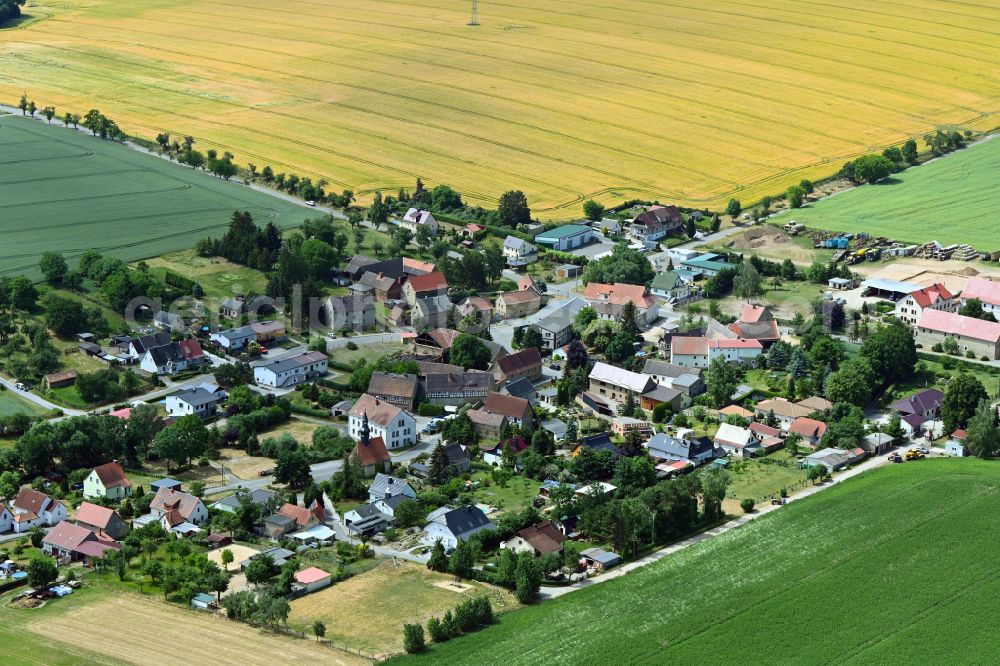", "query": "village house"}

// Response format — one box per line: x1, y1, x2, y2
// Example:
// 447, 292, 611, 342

400, 207, 439, 235
423, 371, 493, 406
572, 433, 623, 459
945, 430, 966, 457
802, 448, 850, 473
504, 521, 565, 556
210, 488, 278, 514
209, 326, 256, 352
166, 387, 223, 419
83, 461, 133, 500
728, 304, 780, 348
481, 435, 528, 467
534, 298, 587, 350
503, 236, 538, 267
894, 283, 957, 326
500, 377, 536, 404
714, 423, 761, 457
325, 293, 376, 331
368, 473, 417, 503
646, 433, 714, 465
219, 296, 246, 319
266, 502, 324, 540
588, 362, 656, 405
457, 297, 493, 331
140, 338, 207, 375
402, 271, 449, 306
356, 271, 403, 301
788, 417, 828, 447
294, 567, 333, 593
915, 309, 1000, 360
495, 290, 542, 319
958, 276, 1000, 317
670, 336, 762, 368
535, 224, 593, 251
681, 252, 737, 277
493, 347, 543, 384
580, 547, 621, 571
412, 294, 453, 331
649, 271, 691, 302
42, 520, 120, 562
253, 351, 328, 388
640, 359, 705, 399
0, 504, 11, 533
127, 332, 172, 360
74, 501, 128, 540
422, 505, 496, 551
583, 282, 660, 328
410, 328, 507, 365
250, 320, 286, 345
467, 409, 508, 438
754, 398, 815, 428
10, 487, 67, 533
611, 416, 653, 439
45, 370, 77, 390
638, 384, 686, 412
367, 372, 419, 410
482, 391, 534, 429
153, 310, 186, 333
889, 388, 945, 437
349, 394, 417, 450
629, 205, 683, 243
148, 487, 209, 535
